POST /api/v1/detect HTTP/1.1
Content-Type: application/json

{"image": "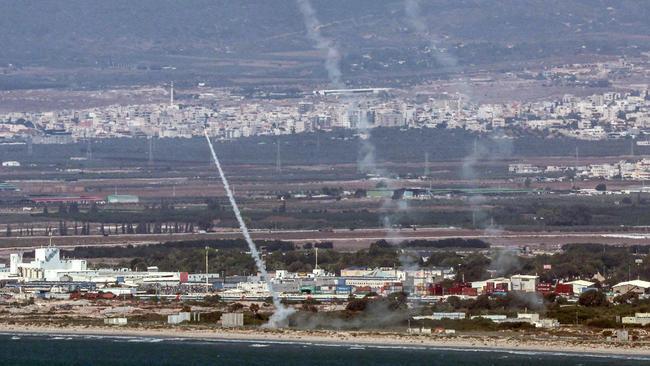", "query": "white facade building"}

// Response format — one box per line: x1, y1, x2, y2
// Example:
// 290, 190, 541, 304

510, 275, 539, 292
14, 247, 87, 281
